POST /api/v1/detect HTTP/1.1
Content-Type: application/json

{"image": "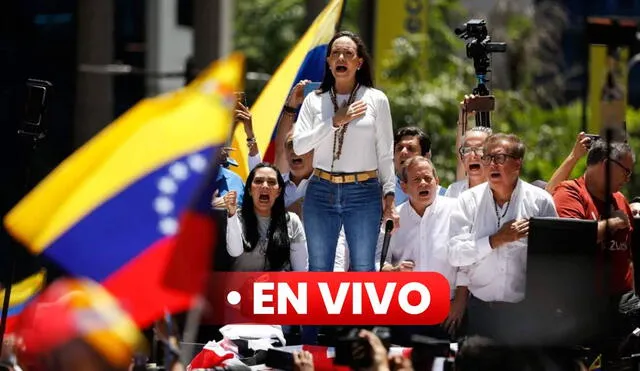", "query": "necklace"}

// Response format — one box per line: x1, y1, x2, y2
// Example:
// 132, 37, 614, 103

329, 83, 360, 172
493, 198, 510, 229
